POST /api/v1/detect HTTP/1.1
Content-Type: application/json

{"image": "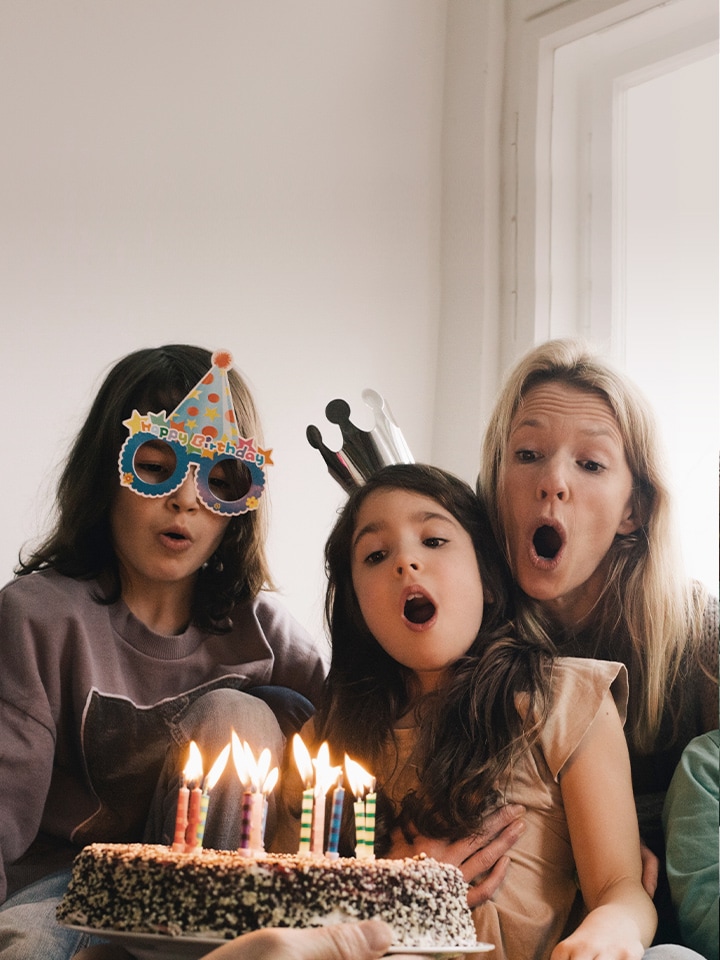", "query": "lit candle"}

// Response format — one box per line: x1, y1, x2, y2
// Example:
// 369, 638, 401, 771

345, 755, 376, 860
172, 741, 203, 852
239, 789, 253, 851
171, 776, 189, 852
364, 781, 377, 858
232, 732, 278, 856
185, 782, 203, 850
293, 734, 315, 855
192, 743, 230, 851
325, 775, 345, 859
311, 743, 341, 859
